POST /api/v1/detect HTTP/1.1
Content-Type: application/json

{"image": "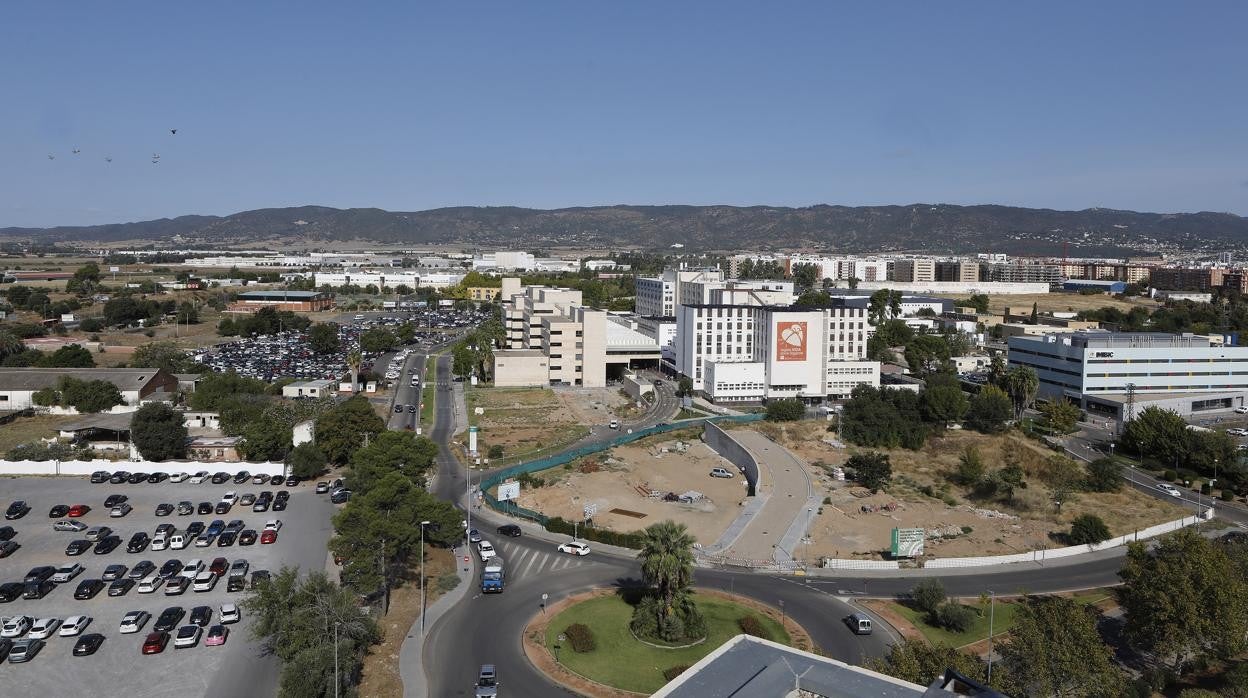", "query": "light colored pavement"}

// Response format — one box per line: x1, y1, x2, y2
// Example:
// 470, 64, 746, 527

399, 542, 474, 698
717, 430, 818, 564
